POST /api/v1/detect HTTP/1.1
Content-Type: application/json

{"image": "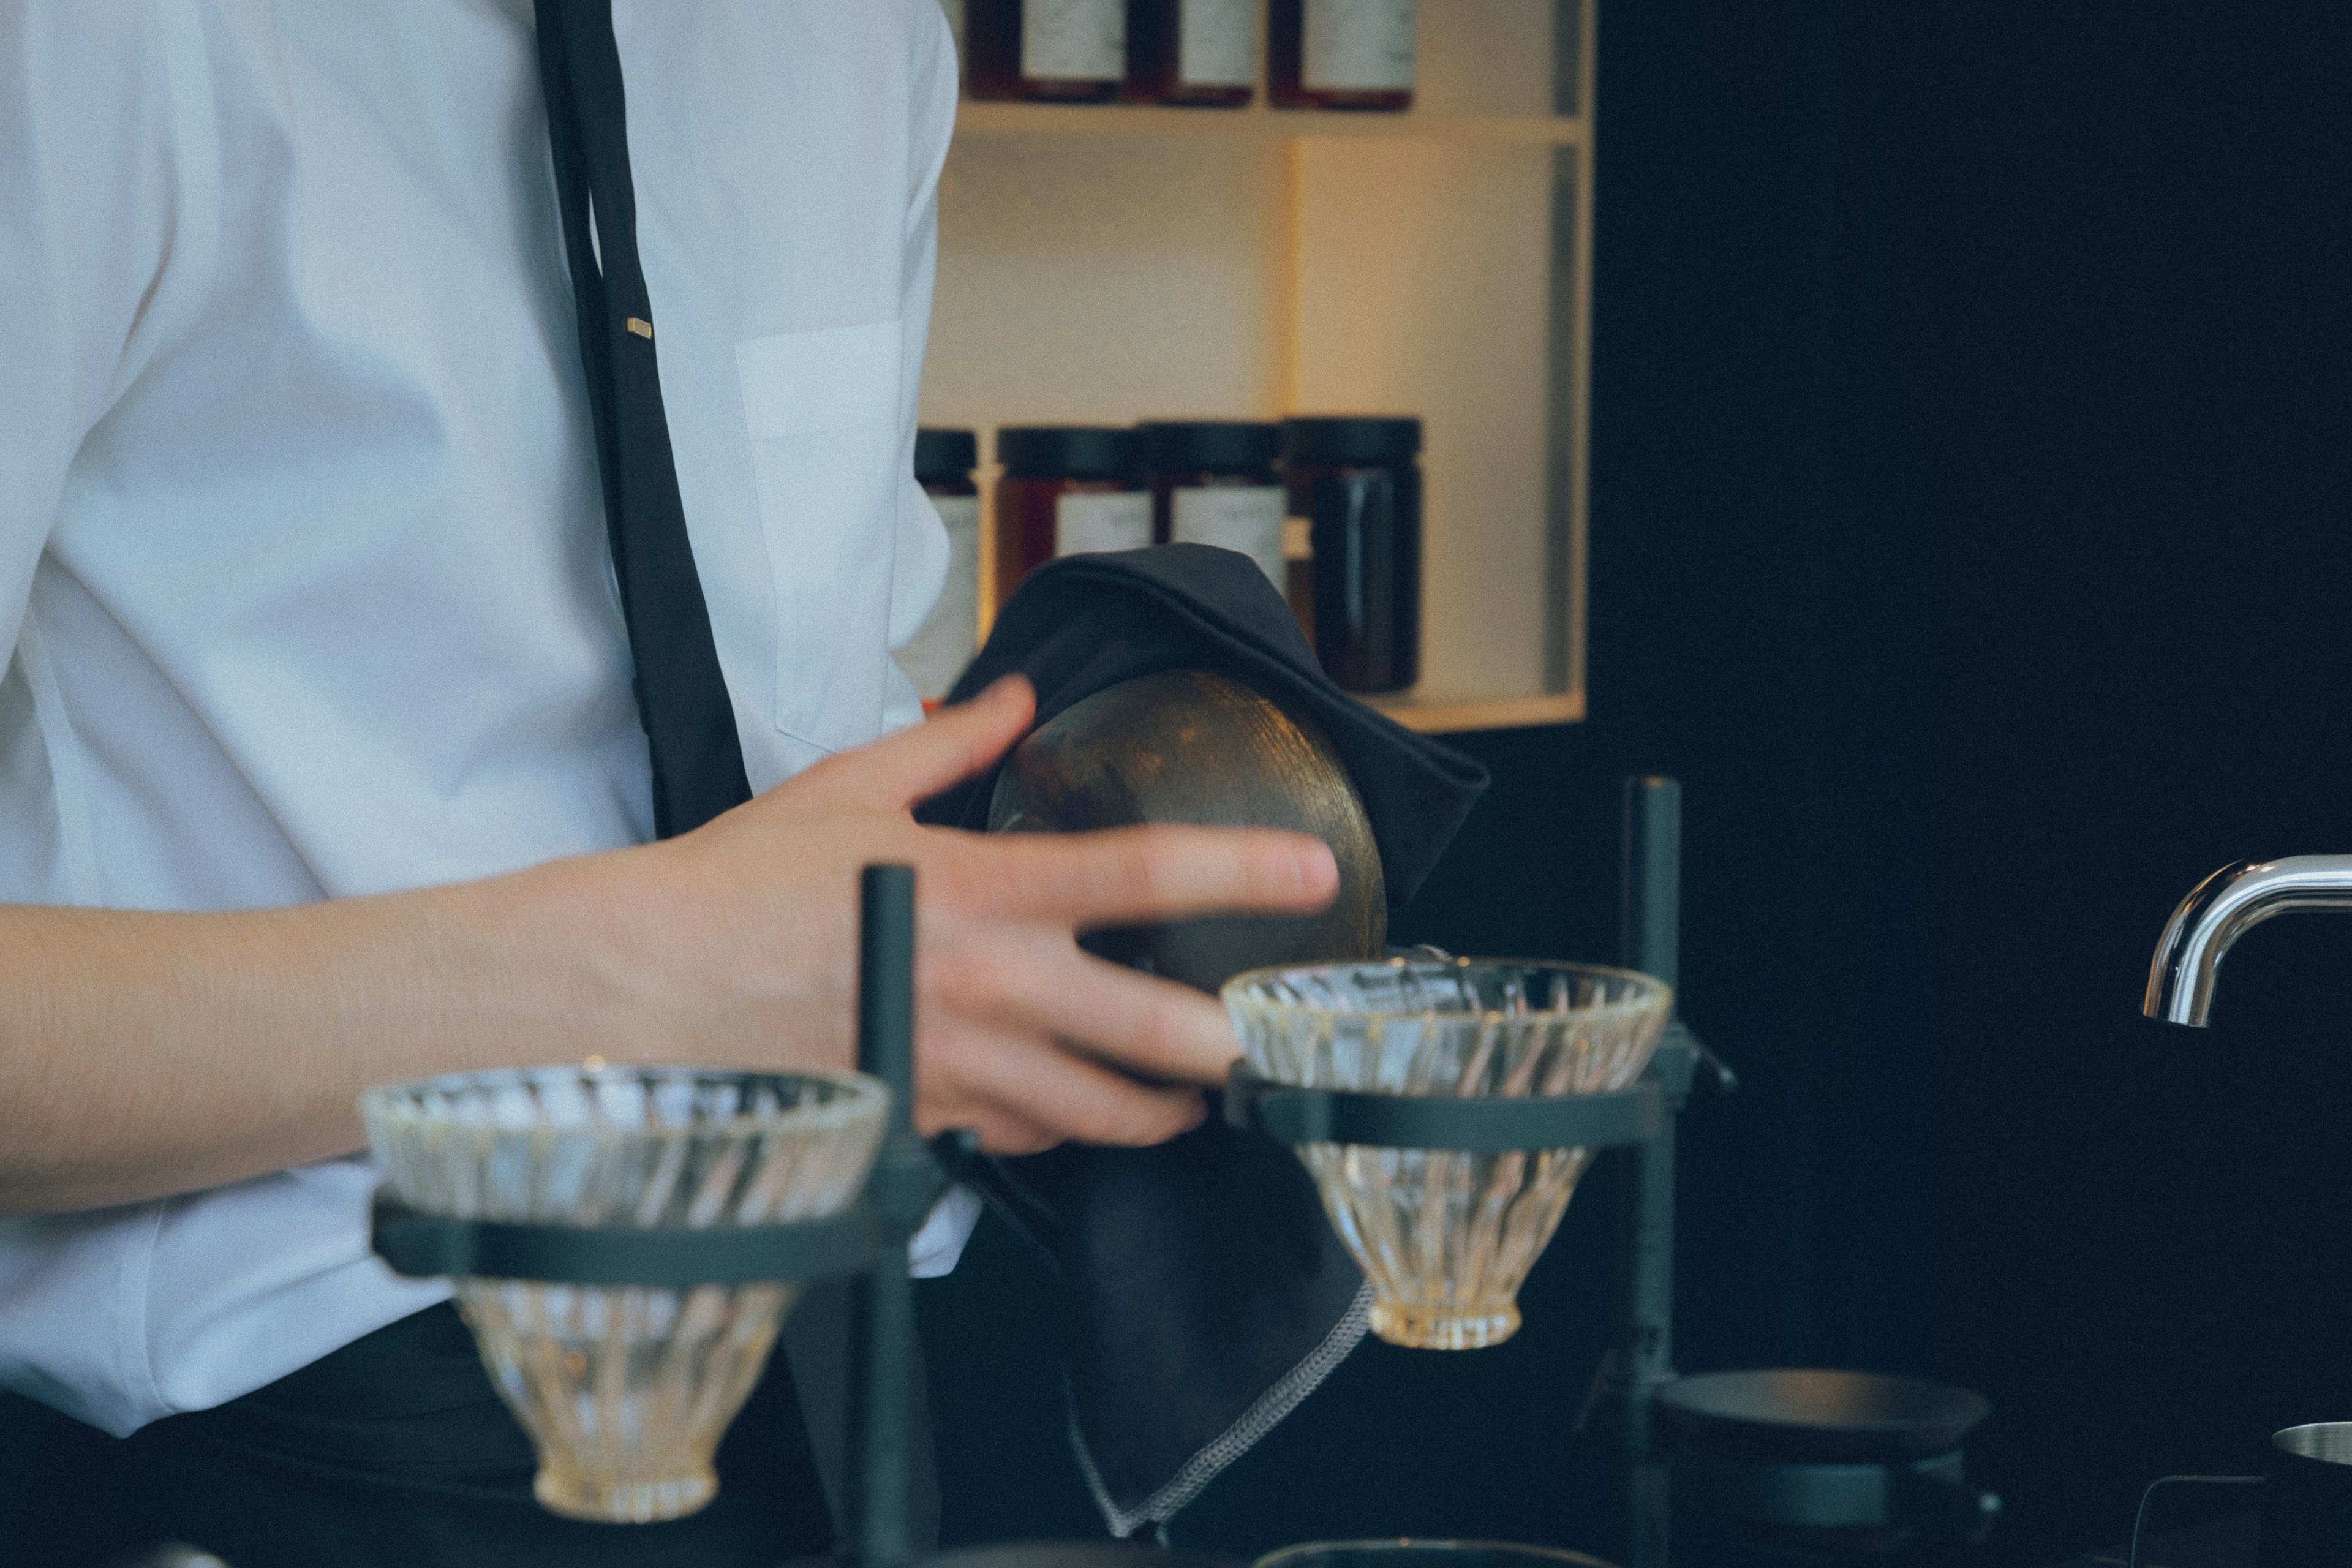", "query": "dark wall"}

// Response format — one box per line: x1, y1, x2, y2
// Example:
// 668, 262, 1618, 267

1879, 2, 2352, 1562
935, 3, 2352, 1566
